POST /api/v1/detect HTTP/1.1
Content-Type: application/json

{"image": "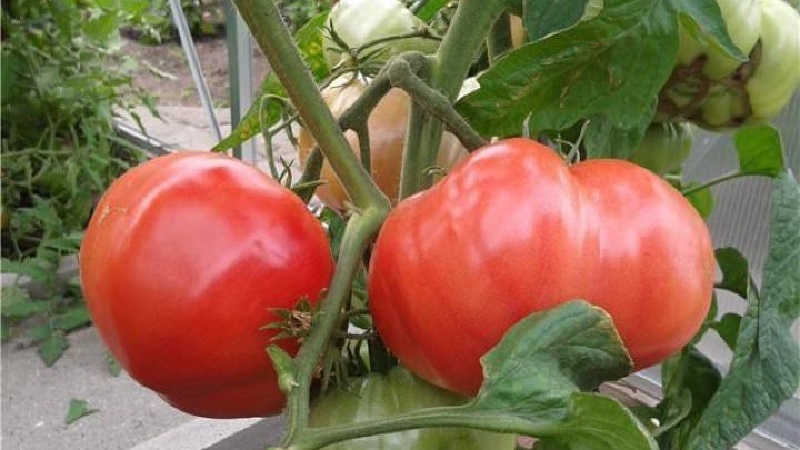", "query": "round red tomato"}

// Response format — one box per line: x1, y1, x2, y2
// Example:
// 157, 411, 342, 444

368, 139, 714, 396
80, 151, 333, 418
